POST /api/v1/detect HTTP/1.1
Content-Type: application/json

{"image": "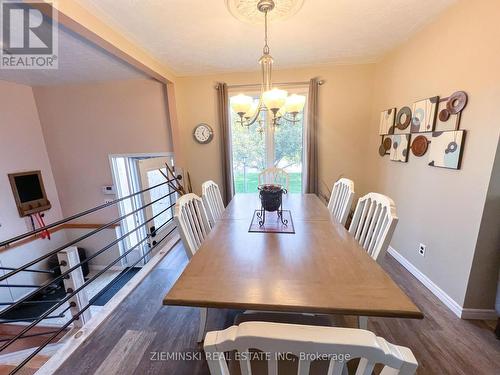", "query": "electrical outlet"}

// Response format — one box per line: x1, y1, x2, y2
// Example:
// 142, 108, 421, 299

419, 243, 426, 257
104, 199, 114, 204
